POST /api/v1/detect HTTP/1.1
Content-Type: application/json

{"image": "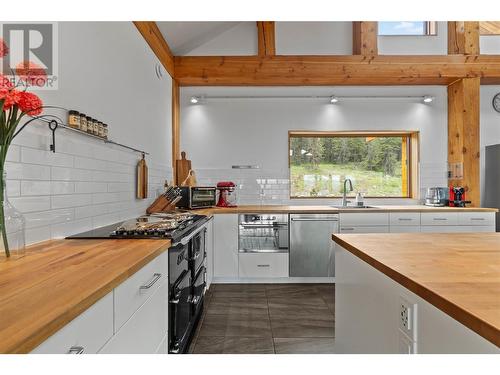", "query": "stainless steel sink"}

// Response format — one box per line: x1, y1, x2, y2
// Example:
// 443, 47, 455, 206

329, 205, 377, 209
